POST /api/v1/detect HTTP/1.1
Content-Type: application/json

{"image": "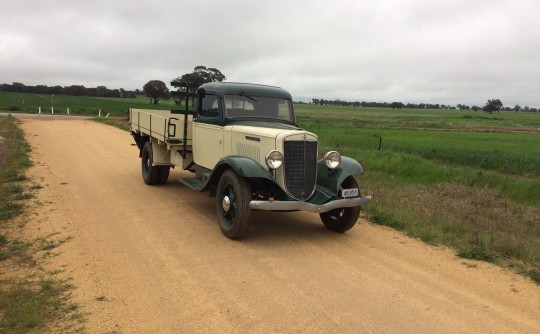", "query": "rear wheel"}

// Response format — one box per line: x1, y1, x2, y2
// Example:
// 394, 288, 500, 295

320, 176, 361, 233
216, 170, 252, 239
157, 166, 170, 184
141, 141, 159, 185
